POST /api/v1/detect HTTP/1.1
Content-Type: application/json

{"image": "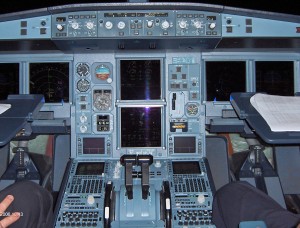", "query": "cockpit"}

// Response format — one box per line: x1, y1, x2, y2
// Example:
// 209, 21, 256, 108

0, 1, 300, 227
